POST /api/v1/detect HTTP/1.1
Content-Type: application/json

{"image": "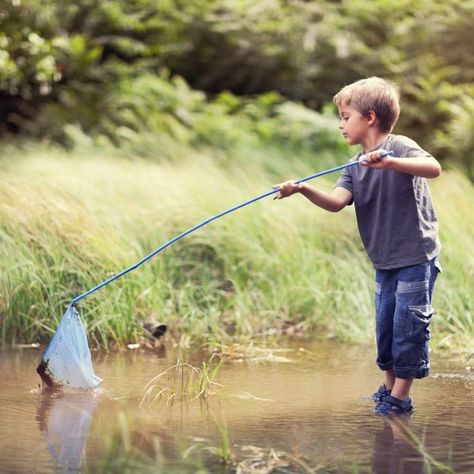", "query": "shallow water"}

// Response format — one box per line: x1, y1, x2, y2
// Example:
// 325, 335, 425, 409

0, 340, 473, 473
